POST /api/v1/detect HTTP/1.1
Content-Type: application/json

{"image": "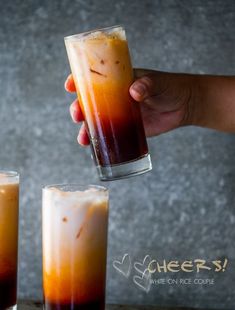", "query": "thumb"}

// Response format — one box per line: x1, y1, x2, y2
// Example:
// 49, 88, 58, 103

130, 75, 157, 102
129, 71, 180, 113
130, 70, 170, 102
